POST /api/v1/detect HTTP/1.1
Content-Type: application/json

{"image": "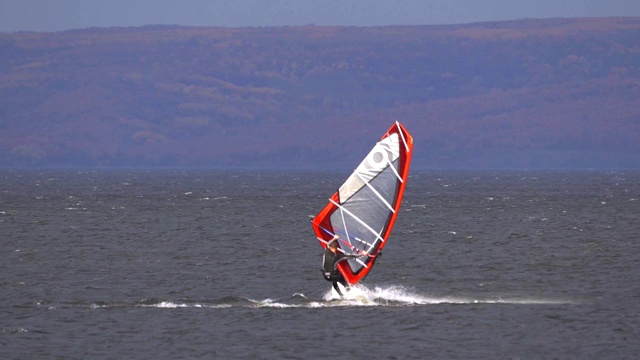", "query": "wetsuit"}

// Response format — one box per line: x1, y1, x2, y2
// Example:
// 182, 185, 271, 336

322, 247, 358, 296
